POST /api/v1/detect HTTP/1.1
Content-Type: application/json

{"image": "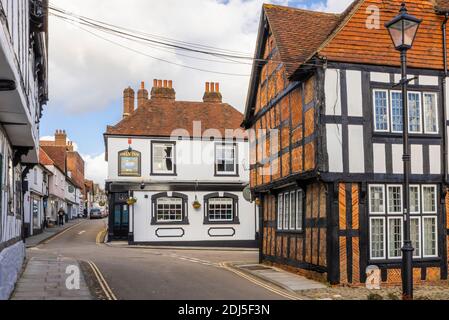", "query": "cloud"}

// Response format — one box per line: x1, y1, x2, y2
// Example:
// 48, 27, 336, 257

81, 153, 108, 185
48, 0, 354, 115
